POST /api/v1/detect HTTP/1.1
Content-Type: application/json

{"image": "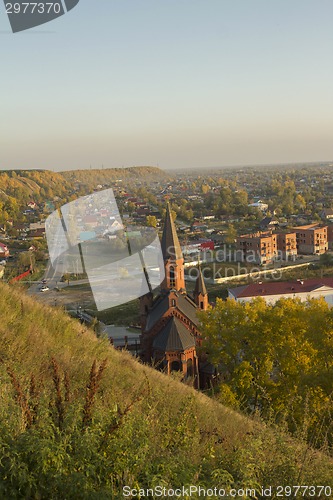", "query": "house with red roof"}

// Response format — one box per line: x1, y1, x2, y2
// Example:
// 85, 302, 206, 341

83, 215, 98, 228
0, 242, 9, 259
27, 201, 38, 210
228, 278, 333, 306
